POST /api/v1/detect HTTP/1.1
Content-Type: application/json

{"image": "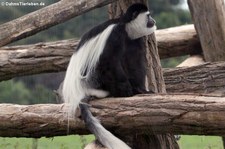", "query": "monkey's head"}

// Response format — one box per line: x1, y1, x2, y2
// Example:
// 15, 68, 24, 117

124, 3, 156, 39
